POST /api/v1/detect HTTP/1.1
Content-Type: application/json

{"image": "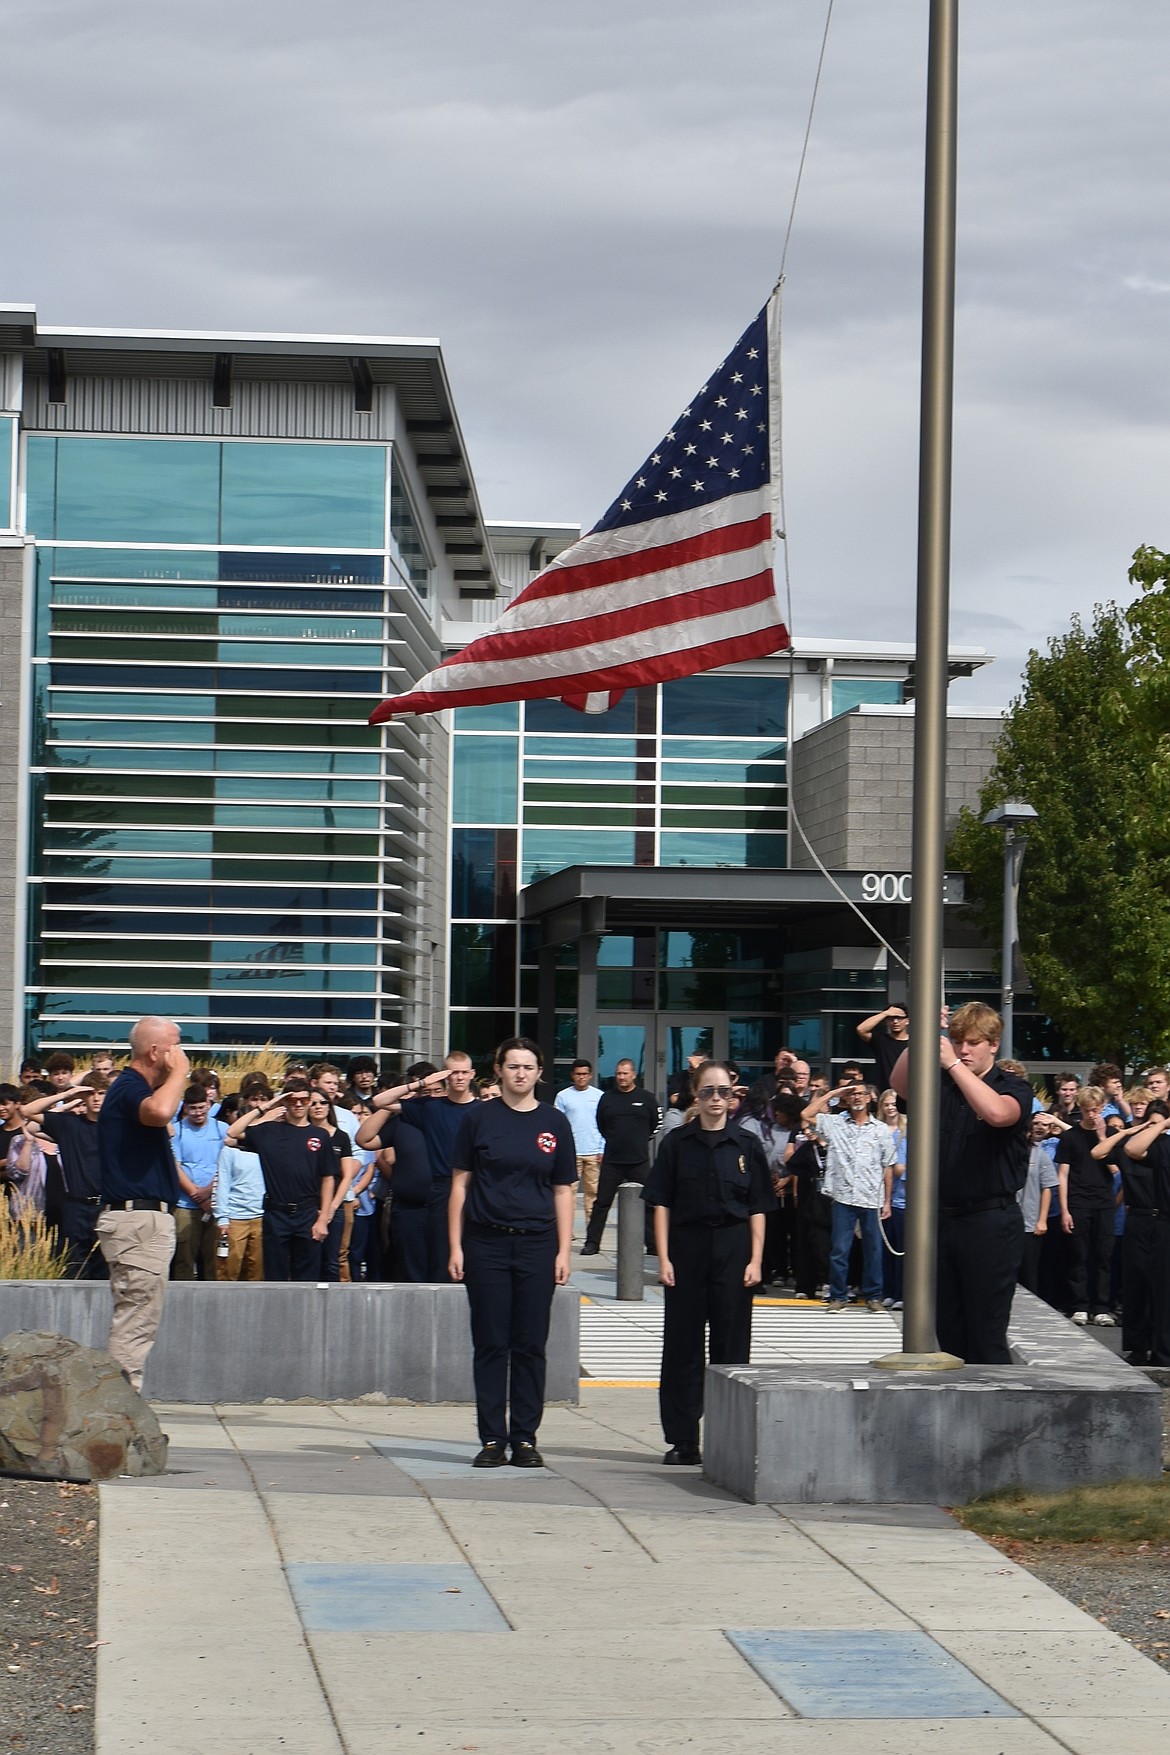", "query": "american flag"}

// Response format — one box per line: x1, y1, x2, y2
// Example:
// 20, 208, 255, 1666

369, 295, 789, 723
